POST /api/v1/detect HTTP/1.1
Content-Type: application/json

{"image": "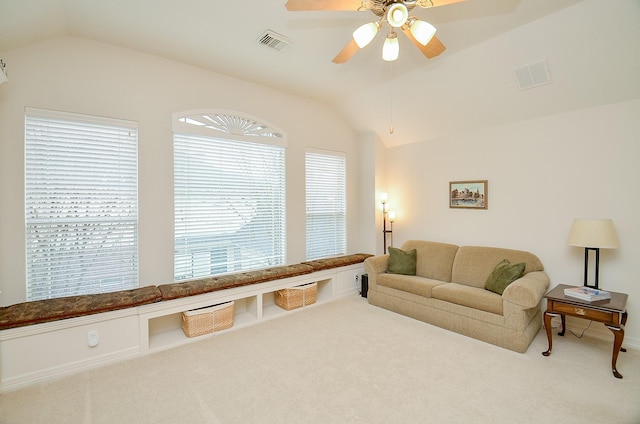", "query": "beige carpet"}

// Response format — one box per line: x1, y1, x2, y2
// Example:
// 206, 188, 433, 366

1, 295, 639, 424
